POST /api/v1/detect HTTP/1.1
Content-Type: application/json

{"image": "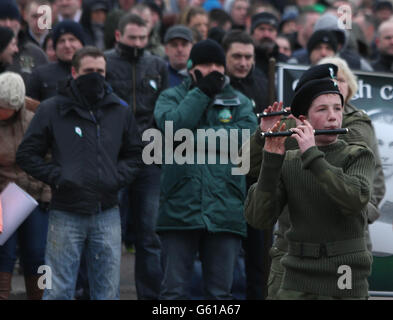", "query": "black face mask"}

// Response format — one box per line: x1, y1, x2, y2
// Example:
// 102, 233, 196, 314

75, 72, 106, 105
118, 42, 145, 61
